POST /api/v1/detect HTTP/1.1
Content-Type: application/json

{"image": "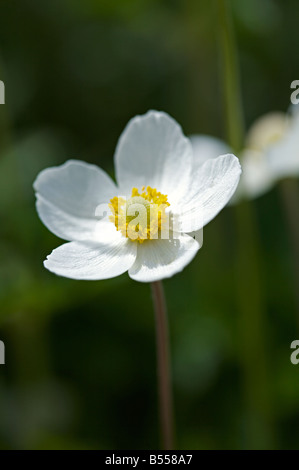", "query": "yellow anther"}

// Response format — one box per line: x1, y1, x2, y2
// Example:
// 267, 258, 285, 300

109, 186, 170, 243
